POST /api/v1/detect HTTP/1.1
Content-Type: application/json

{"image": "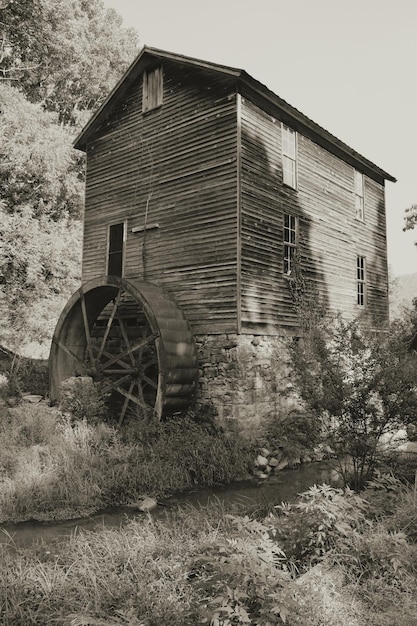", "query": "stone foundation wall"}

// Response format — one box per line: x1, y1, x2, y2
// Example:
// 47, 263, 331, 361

195, 334, 297, 435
